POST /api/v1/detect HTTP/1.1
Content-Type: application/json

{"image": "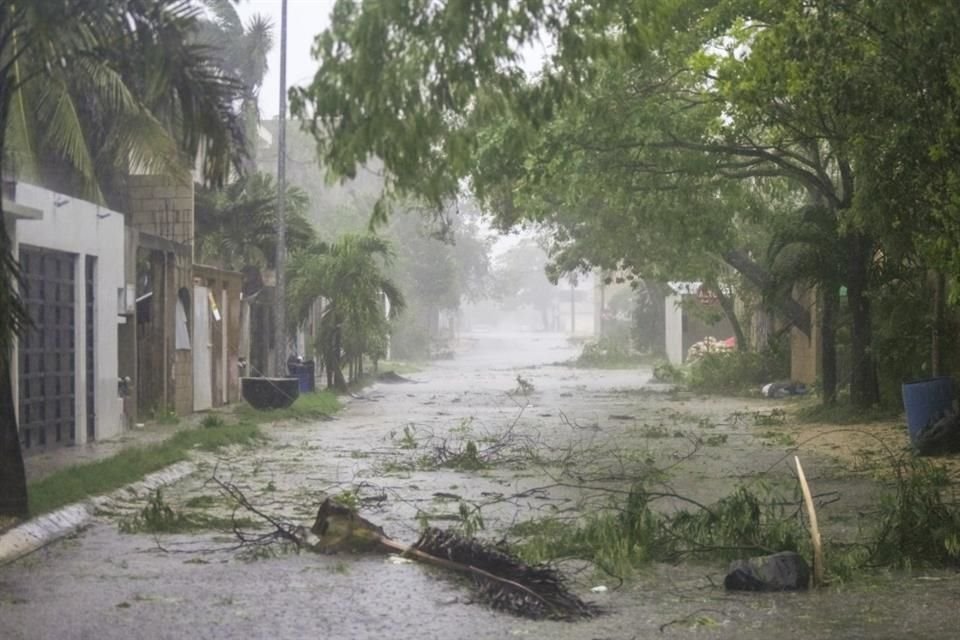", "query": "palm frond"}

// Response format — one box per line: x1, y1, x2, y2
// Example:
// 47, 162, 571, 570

199, 0, 243, 34
379, 279, 406, 318
33, 72, 102, 201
